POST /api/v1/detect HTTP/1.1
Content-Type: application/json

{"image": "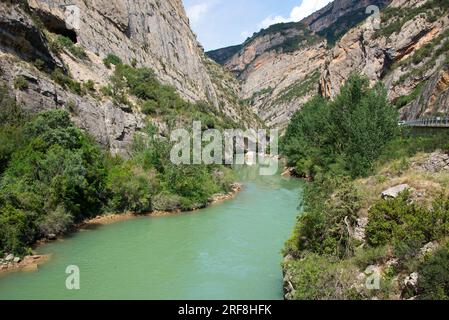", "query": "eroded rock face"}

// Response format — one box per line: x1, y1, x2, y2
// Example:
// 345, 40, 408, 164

0, 2, 61, 70
302, 0, 391, 33
0, 1, 256, 155
320, 0, 449, 119
1, 57, 145, 156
